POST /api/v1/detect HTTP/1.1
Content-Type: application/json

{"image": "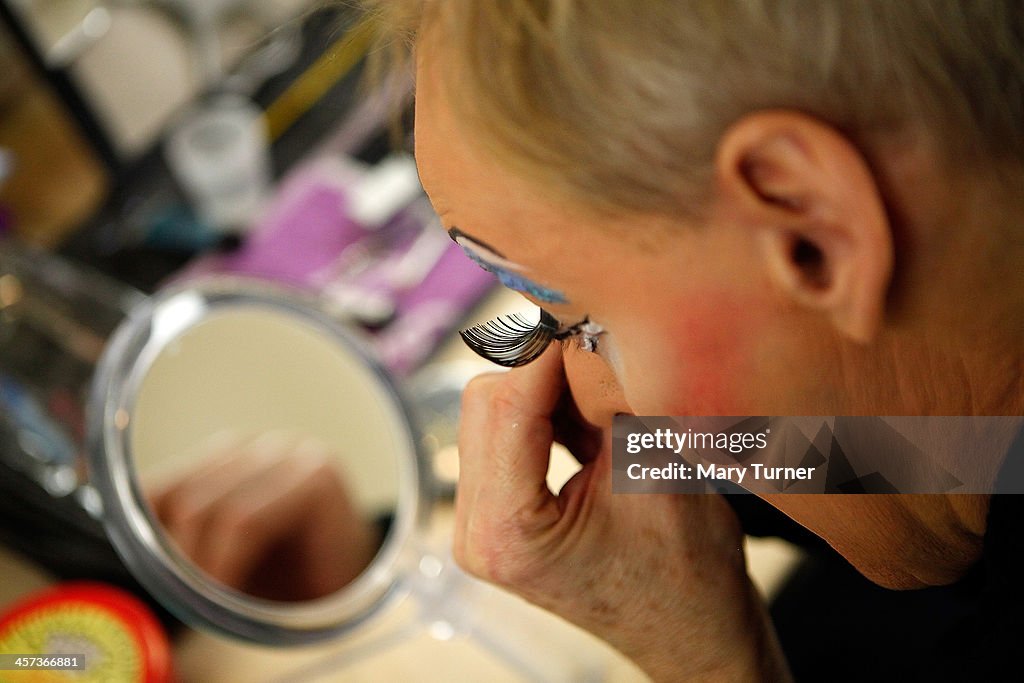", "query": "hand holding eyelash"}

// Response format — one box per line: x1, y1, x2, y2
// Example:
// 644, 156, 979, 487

453, 345, 790, 683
